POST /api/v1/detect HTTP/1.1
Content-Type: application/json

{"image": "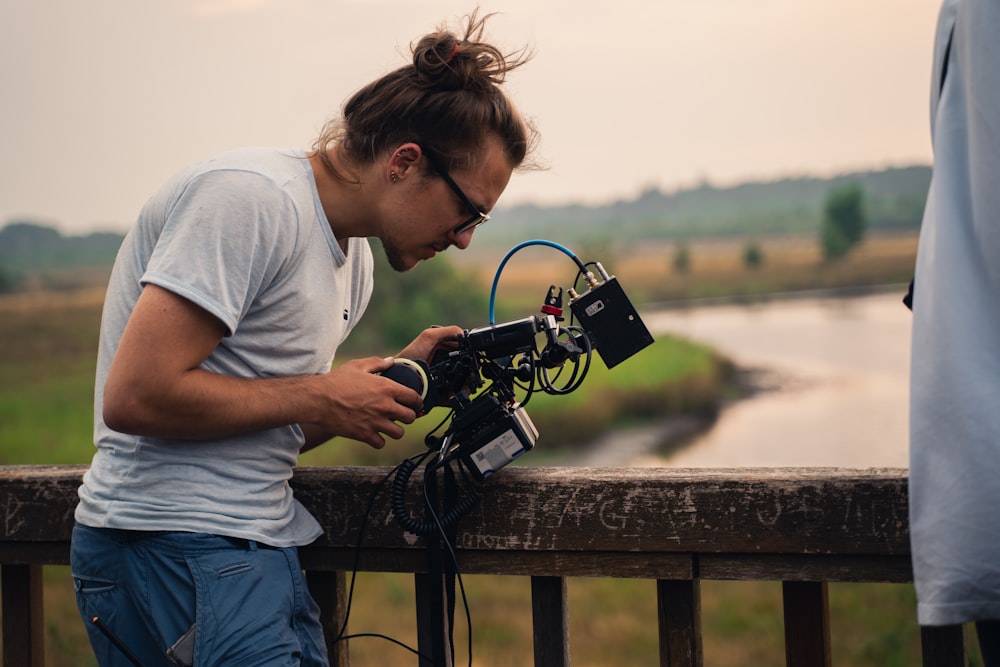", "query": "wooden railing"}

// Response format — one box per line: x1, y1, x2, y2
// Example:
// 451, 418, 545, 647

0, 465, 969, 666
